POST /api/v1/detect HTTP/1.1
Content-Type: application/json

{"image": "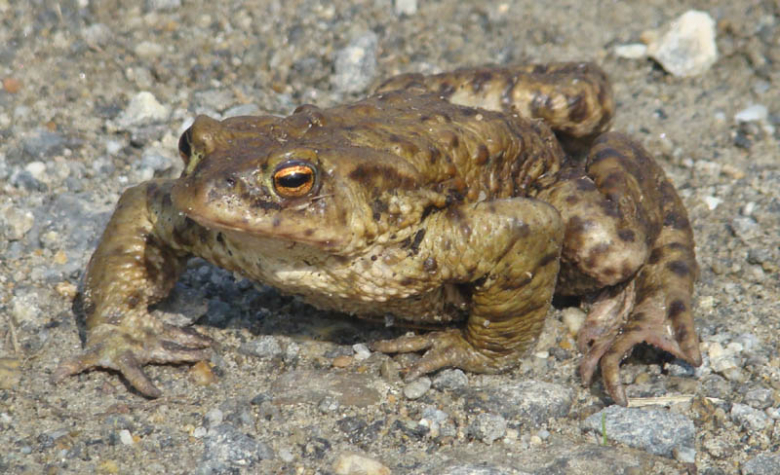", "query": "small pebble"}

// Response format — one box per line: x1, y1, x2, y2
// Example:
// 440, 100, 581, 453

2, 77, 22, 93
239, 335, 283, 359
332, 452, 391, 475
189, 361, 218, 387
204, 408, 224, 428
393, 0, 418, 16
119, 429, 134, 446
614, 43, 648, 59
0, 358, 22, 390
470, 413, 507, 444
116, 92, 170, 129
735, 105, 768, 123
731, 403, 770, 433
352, 343, 371, 361
432, 368, 468, 390
403, 377, 432, 400
647, 10, 717, 77
561, 307, 585, 335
